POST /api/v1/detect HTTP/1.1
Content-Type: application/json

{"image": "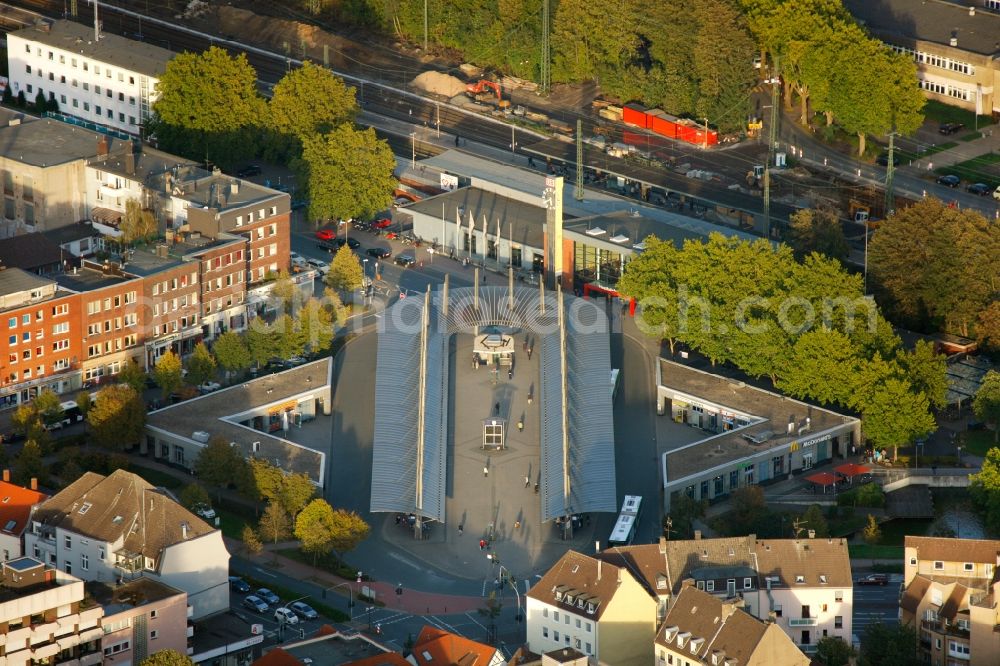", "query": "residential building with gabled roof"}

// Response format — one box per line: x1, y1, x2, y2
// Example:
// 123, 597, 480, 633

24, 469, 230, 618
526, 550, 656, 666
0, 472, 48, 562
654, 585, 809, 666
409, 625, 505, 666
900, 536, 1000, 665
